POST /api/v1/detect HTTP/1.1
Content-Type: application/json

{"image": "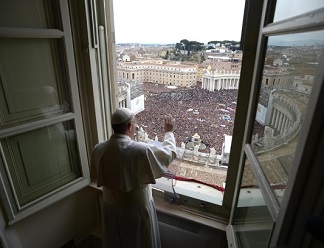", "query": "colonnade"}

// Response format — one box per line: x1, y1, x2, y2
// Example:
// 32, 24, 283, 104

202, 75, 240, 91
118, 98, 127, 108
270, 108, 292, 134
